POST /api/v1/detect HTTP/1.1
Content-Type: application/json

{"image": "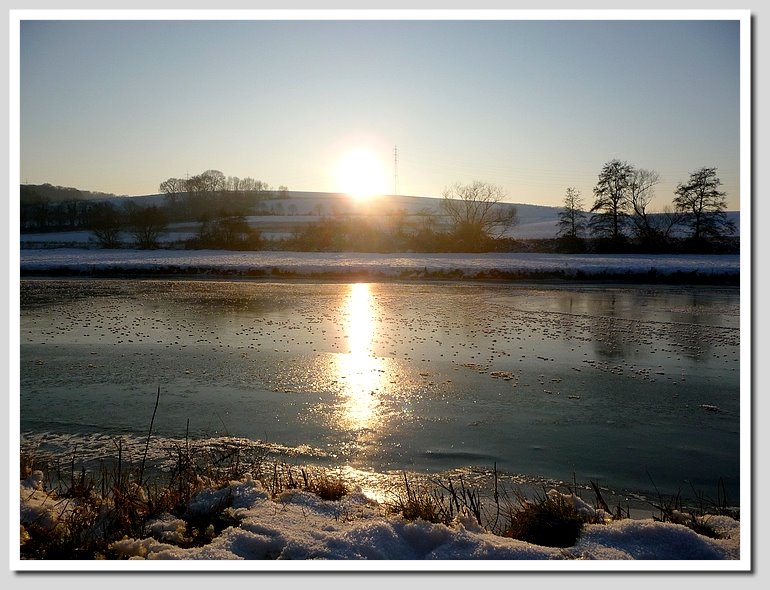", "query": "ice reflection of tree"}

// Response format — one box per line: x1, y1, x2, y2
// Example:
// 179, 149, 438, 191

335, 283, 386, 430
664, 291, 718, 361
555, 294, 581, 341
586, 293, 635, 360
